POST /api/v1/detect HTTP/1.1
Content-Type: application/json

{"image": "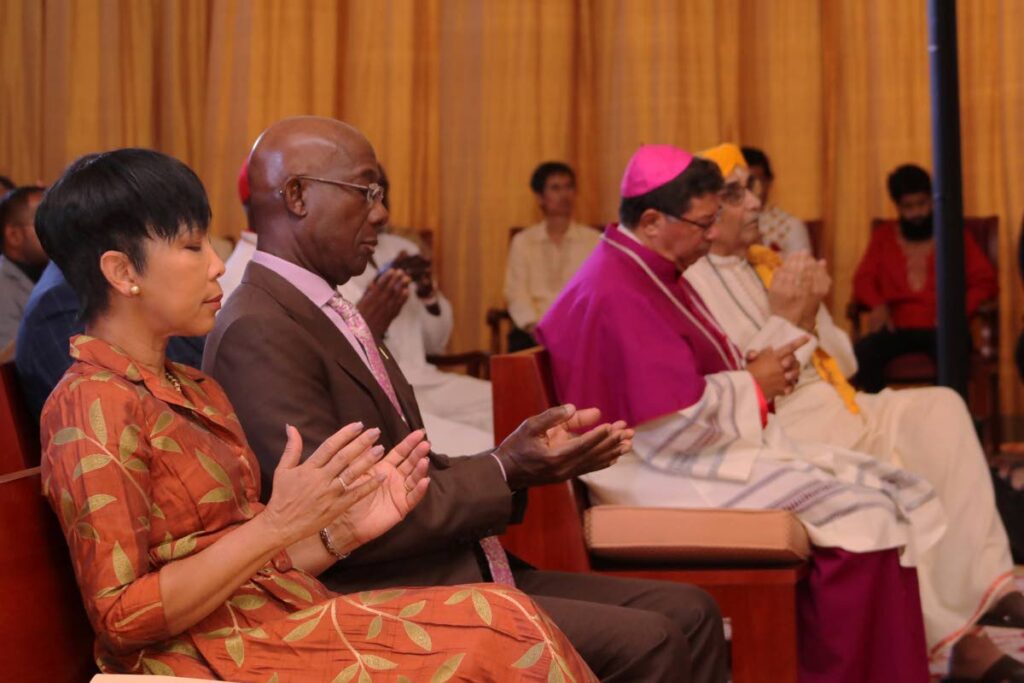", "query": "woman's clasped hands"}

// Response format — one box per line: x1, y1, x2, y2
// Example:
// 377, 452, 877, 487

261, 422, 432, 552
